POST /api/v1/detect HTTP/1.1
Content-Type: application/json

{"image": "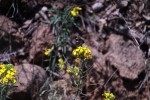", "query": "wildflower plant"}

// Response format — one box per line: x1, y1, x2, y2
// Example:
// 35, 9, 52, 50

0, 64, 17, 100
42, 4, 93, 100
45, 5, 83, 72
50, 6, 82, 55
66, 46, 92, 77
65, 45, 92, 98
